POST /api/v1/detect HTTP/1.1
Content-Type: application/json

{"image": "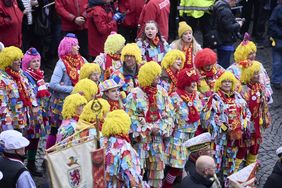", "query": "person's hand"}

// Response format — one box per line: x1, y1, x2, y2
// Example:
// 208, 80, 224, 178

74, 16, 85, 26
30, 0, 38, 7
23, 8, 30, 15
